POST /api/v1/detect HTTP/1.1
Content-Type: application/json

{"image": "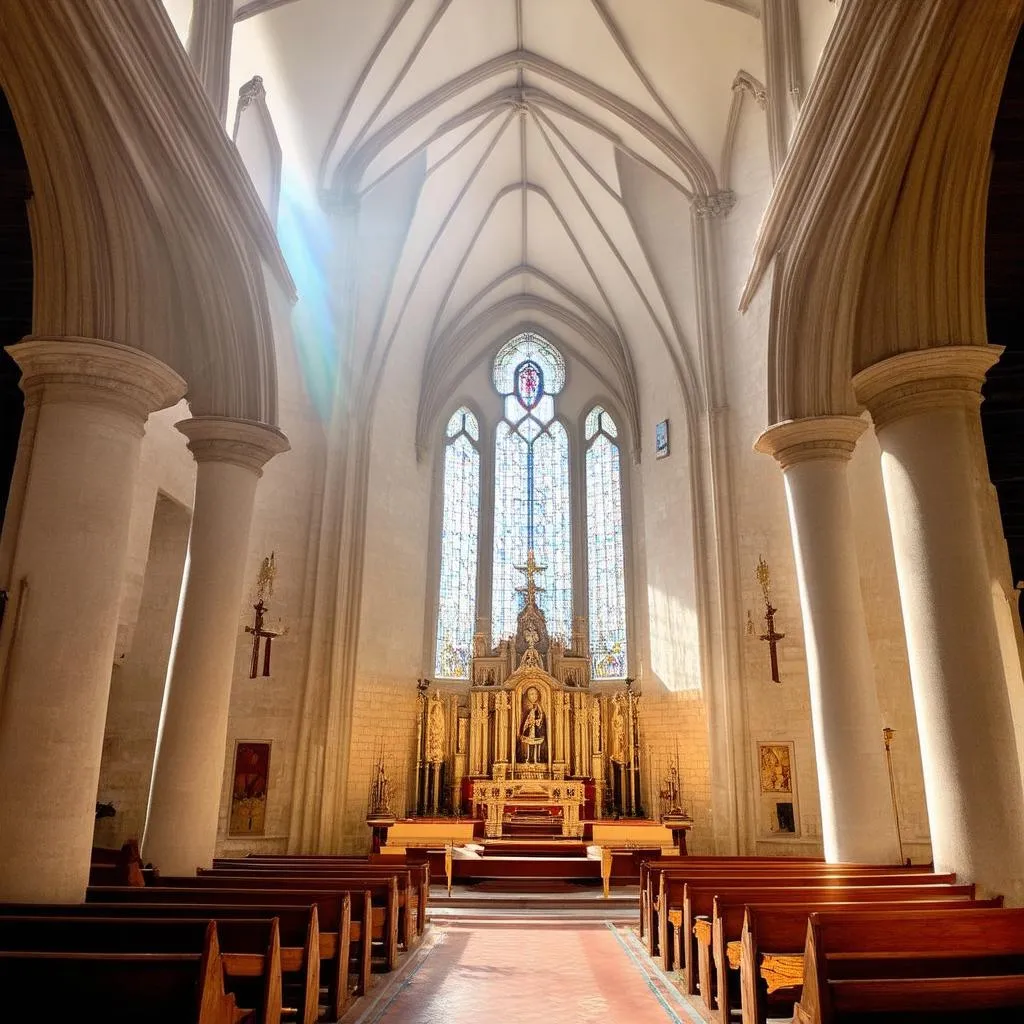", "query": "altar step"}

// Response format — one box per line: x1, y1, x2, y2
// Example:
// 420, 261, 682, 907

480, 841, 589, 858
451, 855, 601, 886
428, 885, 639, 922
